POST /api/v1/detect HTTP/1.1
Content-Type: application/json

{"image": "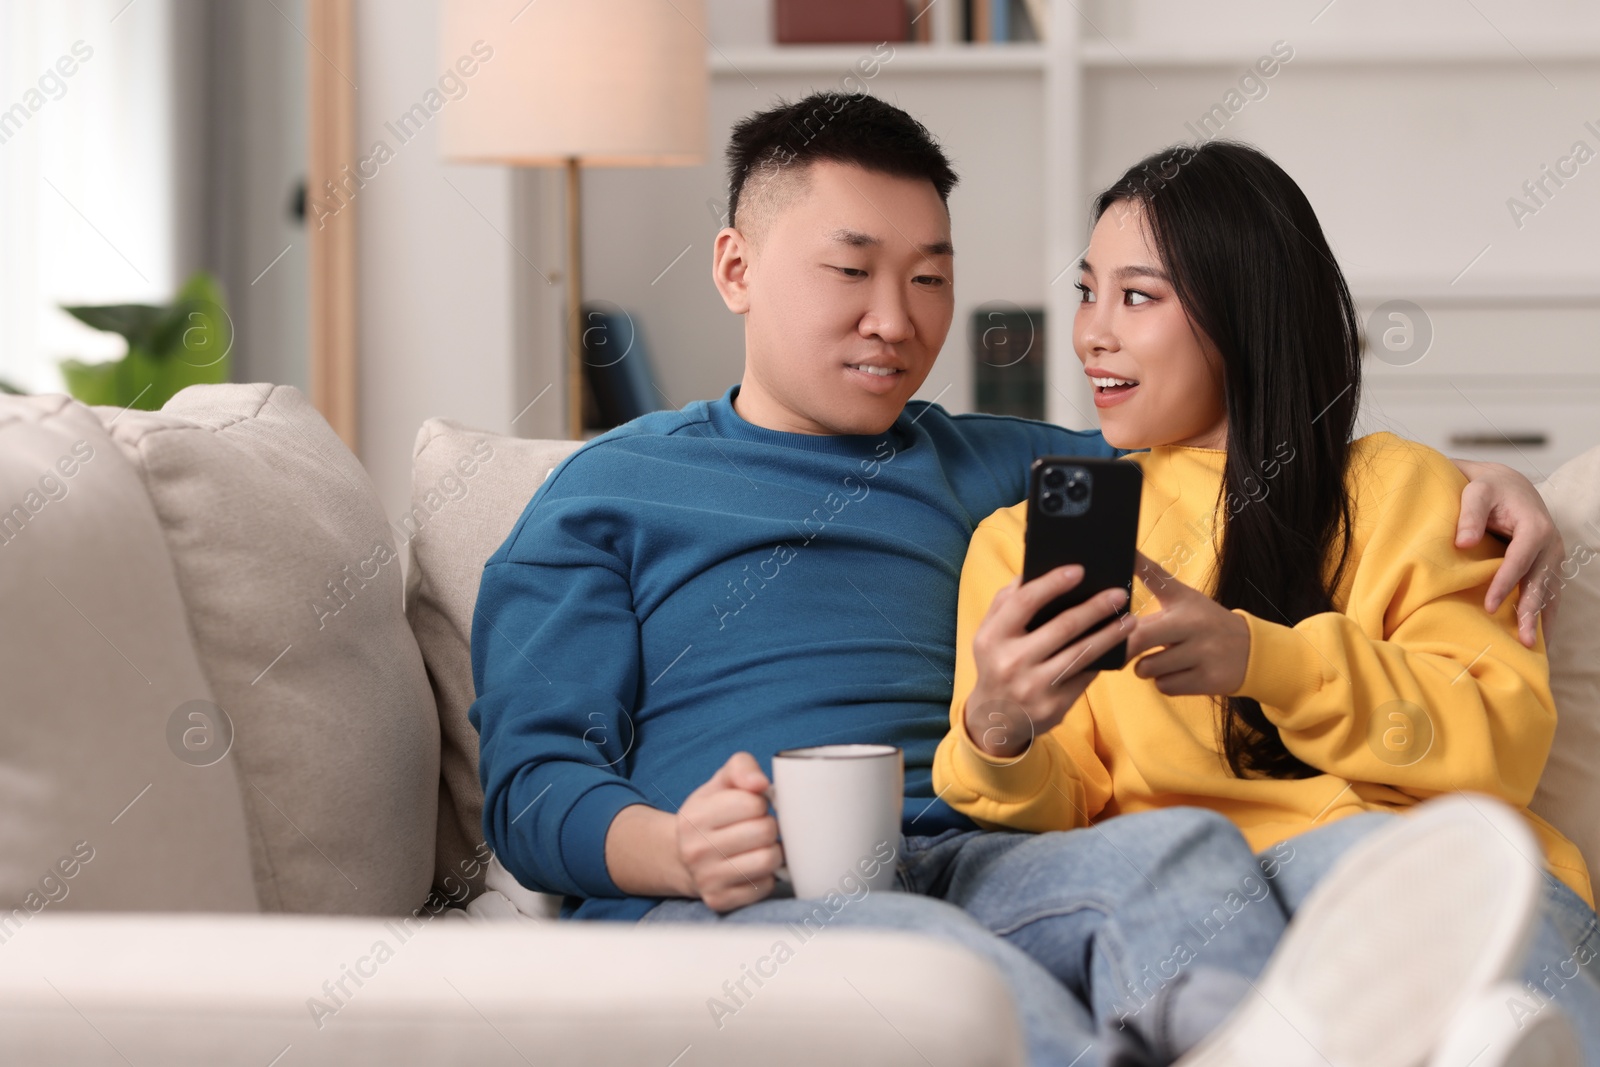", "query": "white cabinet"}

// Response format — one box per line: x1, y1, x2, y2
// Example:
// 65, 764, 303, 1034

1356, 290, 1600, 477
